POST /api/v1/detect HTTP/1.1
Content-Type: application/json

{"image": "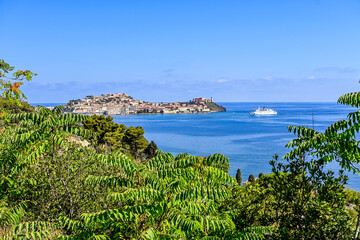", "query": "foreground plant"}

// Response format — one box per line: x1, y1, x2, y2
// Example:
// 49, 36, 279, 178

0, 59, 36, 104
0, 105, 94, 238
283, 90, 360, 237
59, 152, 270, 239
